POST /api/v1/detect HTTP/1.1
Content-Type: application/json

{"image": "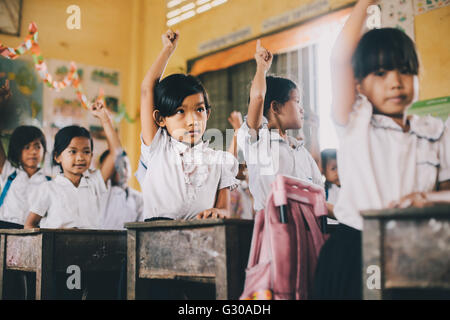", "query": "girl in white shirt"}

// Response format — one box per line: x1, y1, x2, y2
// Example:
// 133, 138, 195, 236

312, 0, 450, 300
139, 30, 238, 221
237, 40, 323, 213
24, 101, 121, 229
0, 126, 49, 228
